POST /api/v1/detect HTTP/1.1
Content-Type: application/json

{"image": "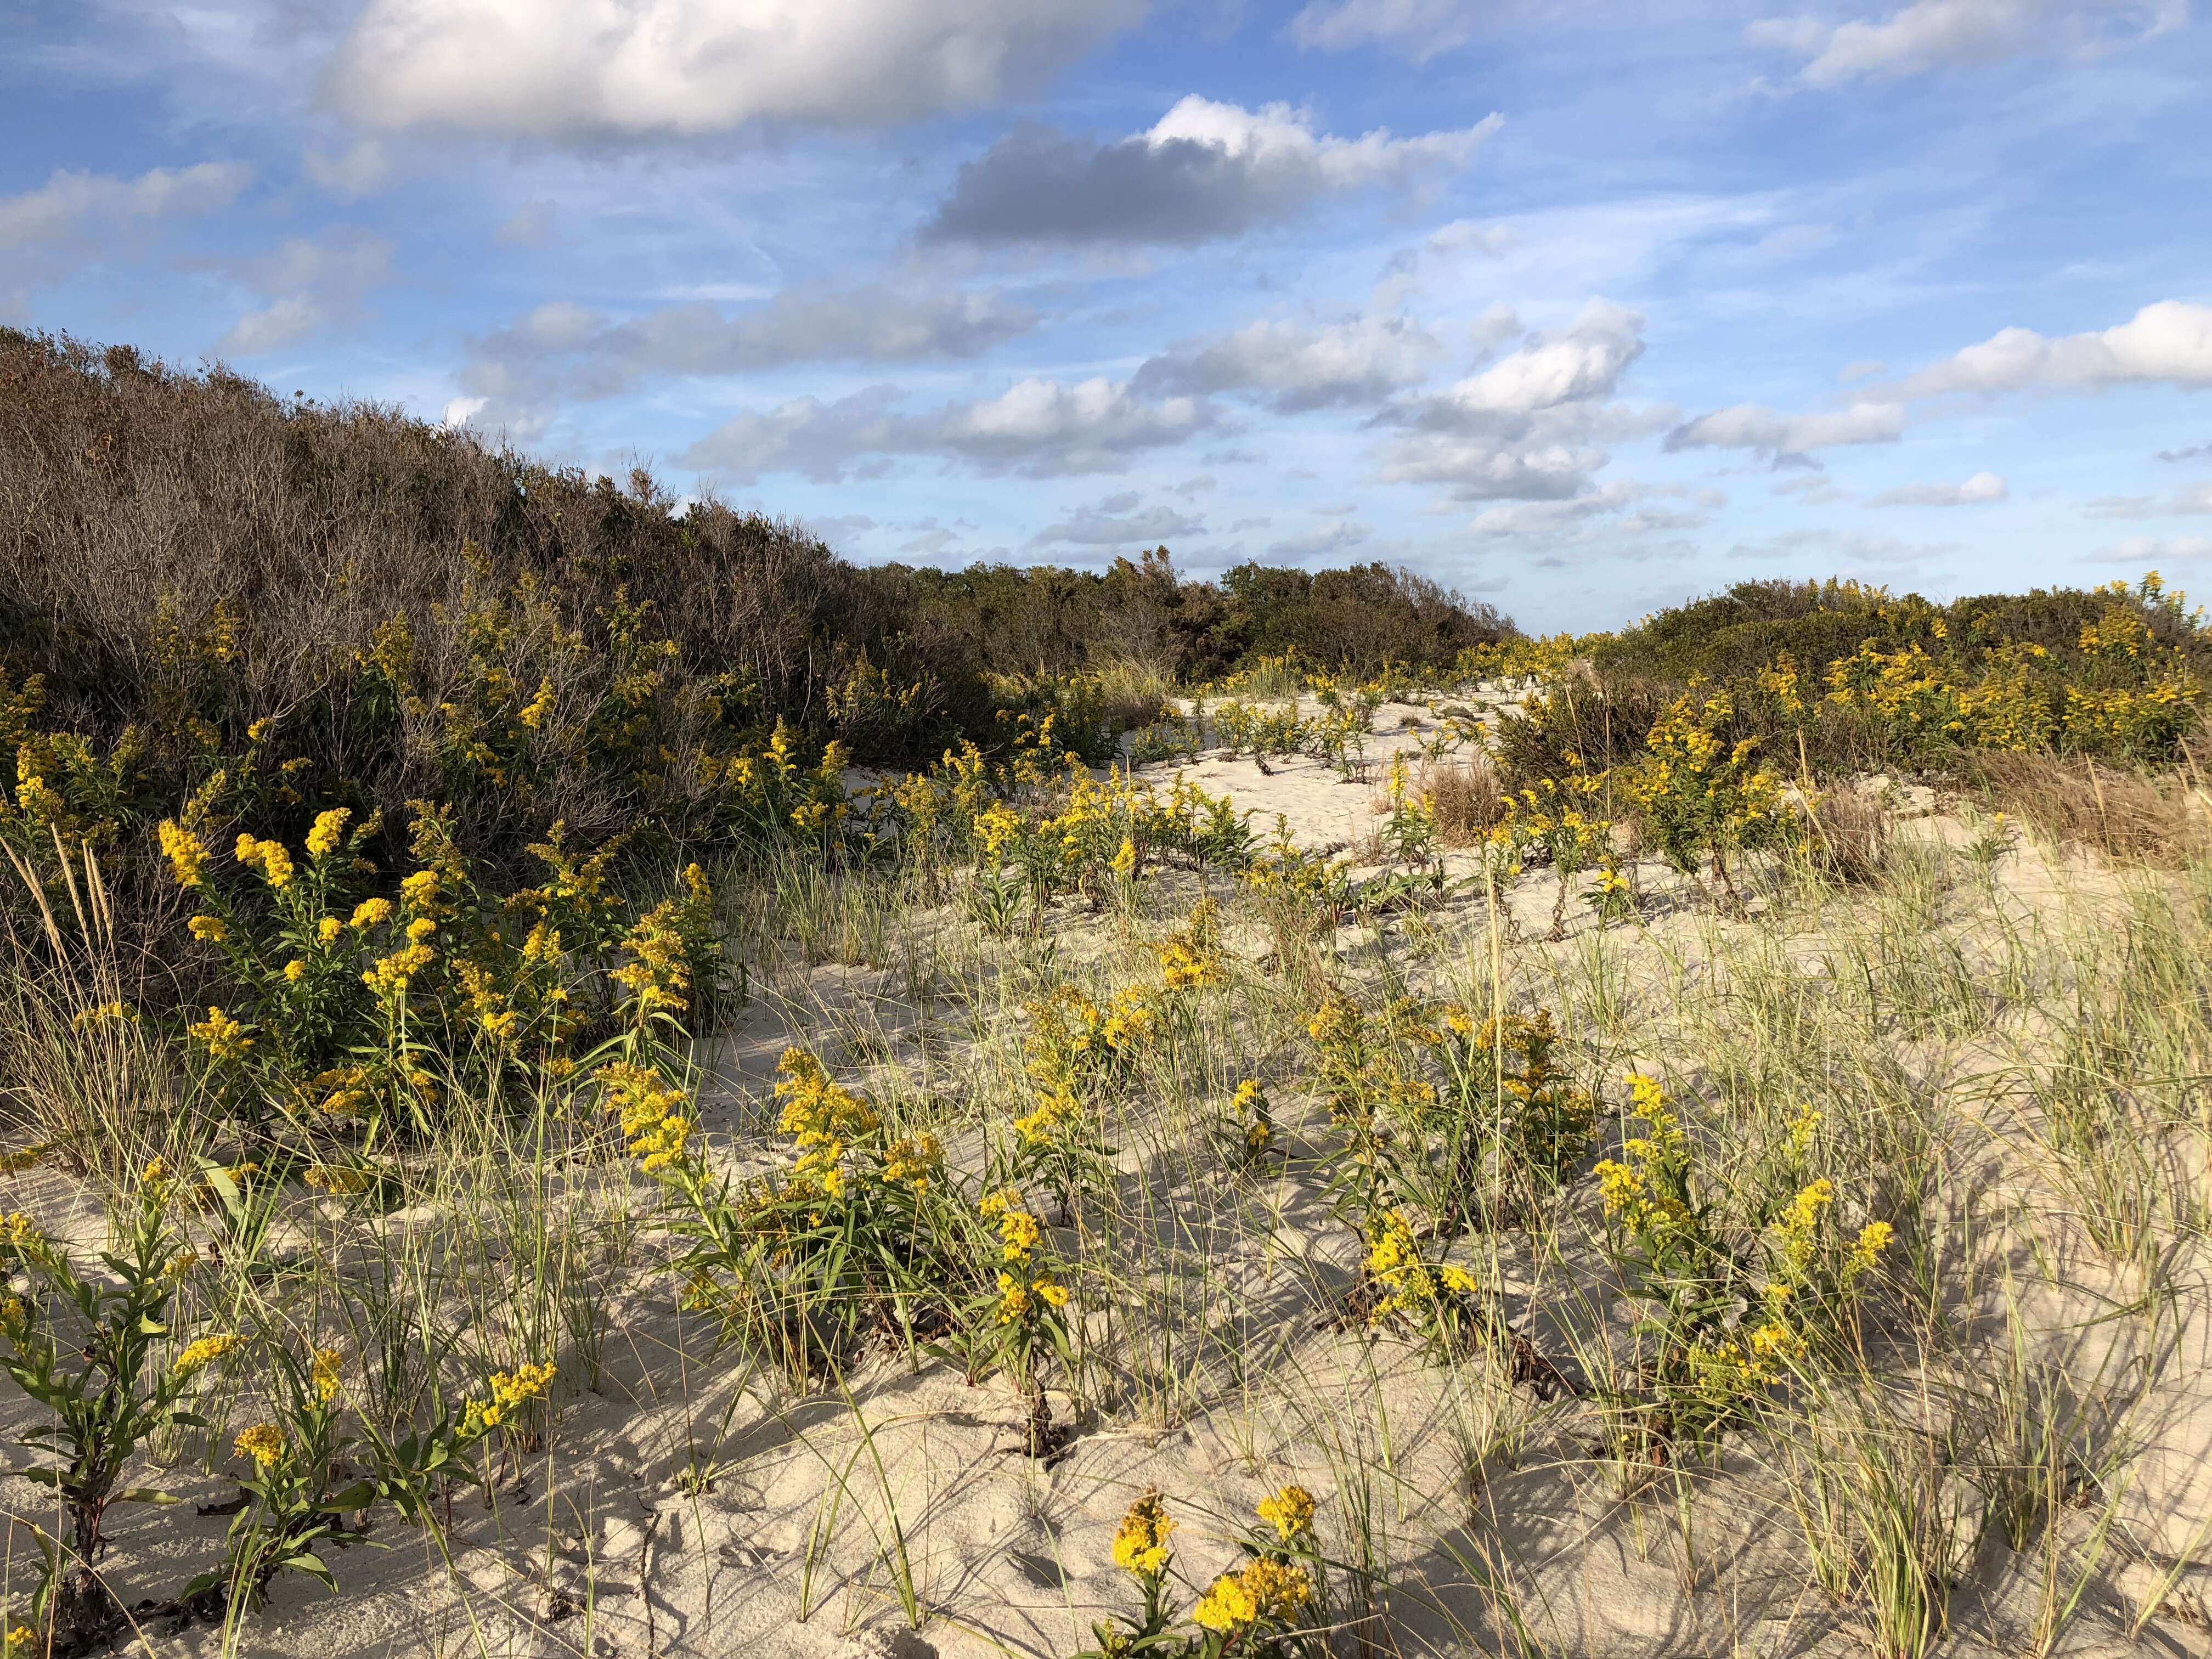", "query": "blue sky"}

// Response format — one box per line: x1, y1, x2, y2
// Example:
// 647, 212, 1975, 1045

4, 0, 2209, 631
